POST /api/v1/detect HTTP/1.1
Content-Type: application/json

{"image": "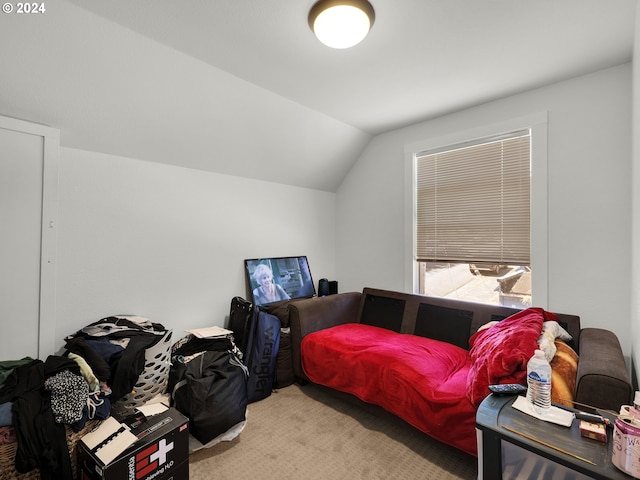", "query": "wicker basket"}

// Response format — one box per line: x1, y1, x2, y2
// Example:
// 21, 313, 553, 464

0, 420, 100, 480
111, 330, 173, 418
